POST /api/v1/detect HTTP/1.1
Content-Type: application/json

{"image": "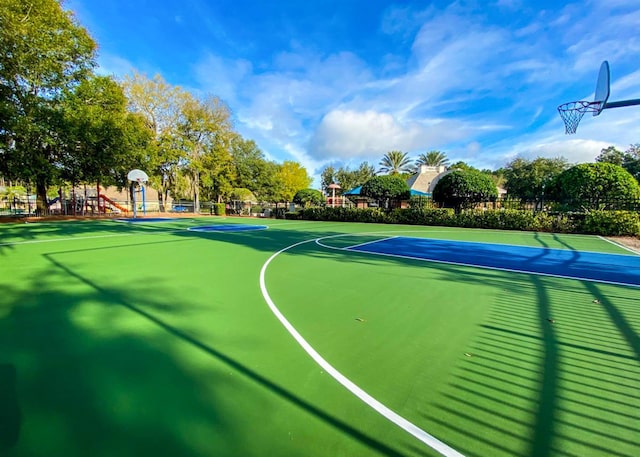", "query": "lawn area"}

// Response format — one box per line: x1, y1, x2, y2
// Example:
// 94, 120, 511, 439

0, 218, 638, 457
